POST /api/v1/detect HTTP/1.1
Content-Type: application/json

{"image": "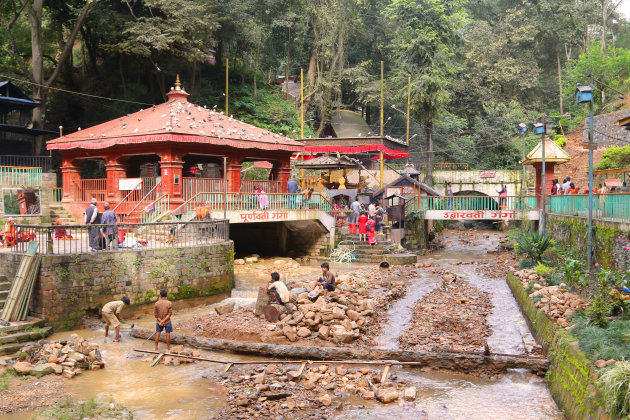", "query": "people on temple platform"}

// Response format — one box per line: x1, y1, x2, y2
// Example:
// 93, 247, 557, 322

54, 219, 73, 239
85, 198, 100, 252
358, 211, 368, 241
3, 217, 18, 247
256, 187, 269, 210
374, 203, 384, 232
562, 177, 571, 194
496, 184, 507, 209
301, 188, 313, 208
366, 216, 377, 246
550, 179, 558, 195
100, 202, 118, 250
